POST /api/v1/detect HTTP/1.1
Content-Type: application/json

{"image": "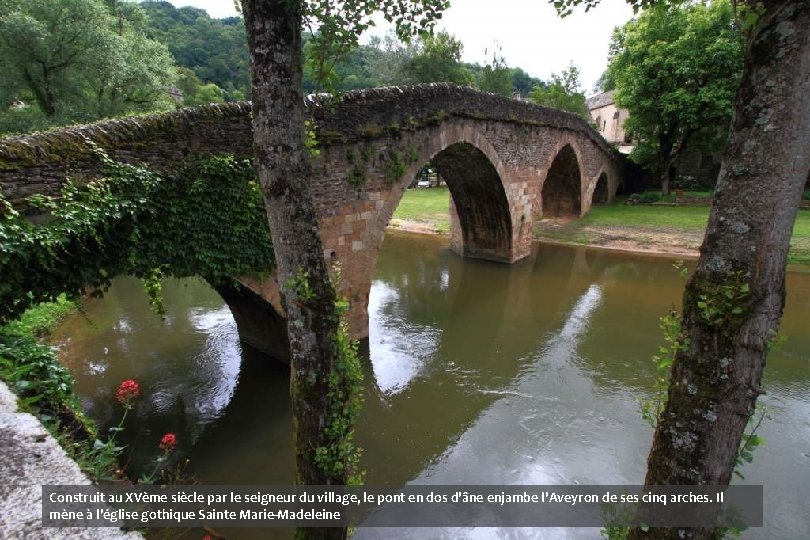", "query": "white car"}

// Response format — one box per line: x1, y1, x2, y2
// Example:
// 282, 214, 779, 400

416, 179, 430, 188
